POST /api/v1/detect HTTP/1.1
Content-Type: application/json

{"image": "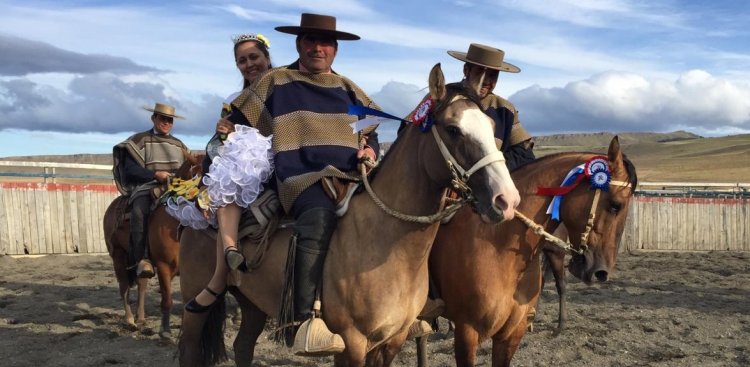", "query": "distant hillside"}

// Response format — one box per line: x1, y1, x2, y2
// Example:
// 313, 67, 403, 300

0, 153, 113, 165
535, 130, 702, 148
2, 132, 747, 182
